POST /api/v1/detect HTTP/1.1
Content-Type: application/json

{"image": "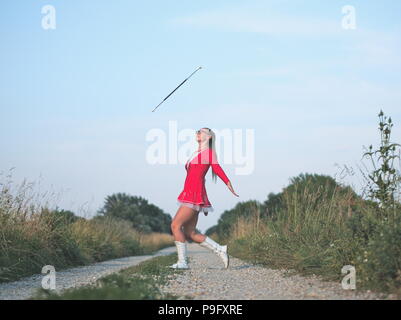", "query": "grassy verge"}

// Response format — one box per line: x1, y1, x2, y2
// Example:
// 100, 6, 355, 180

29, 253, 192, 300
215, 185, 401, 297
0, 174, 174, 283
